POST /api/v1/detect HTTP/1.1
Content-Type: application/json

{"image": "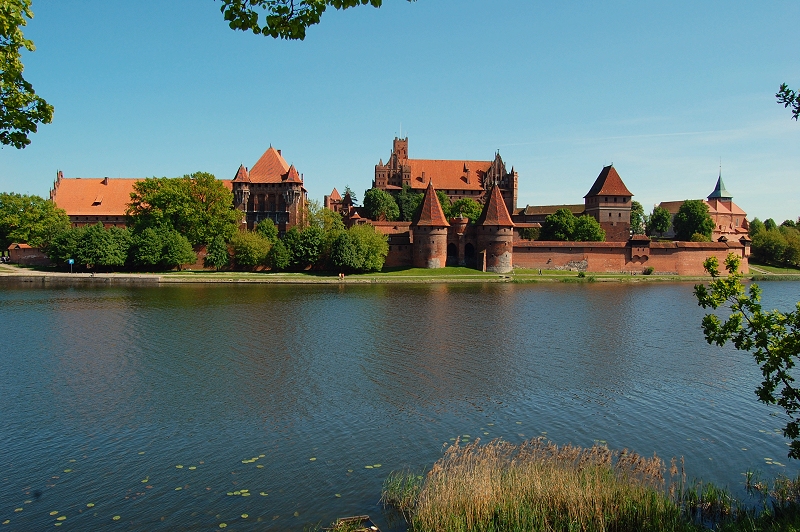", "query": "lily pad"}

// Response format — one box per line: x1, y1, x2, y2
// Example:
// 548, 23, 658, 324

175, 487, 182, 491
49, 511, 59, 516
86, 503, 94, 508
112, 516, 120, 521
219, 523, 227, 528
63, 469, 72, 473
365, 465, 373, 469
373, 464, 381, 468
309, 457, 316, 461
335, 494, 341, 498
13, 509, 22, 513
56, 516, 66, 521
259, 454, 265, 458
176, 465, 183, 469
188, 466, 197, 470
138, 452, 145, 455
2, 520, 10, 525
260, 492, 268, 496
241, 514, 248, 518
256, 465, 264, 468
